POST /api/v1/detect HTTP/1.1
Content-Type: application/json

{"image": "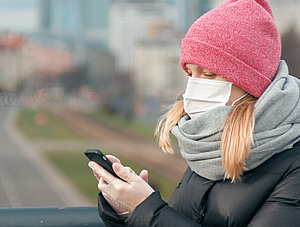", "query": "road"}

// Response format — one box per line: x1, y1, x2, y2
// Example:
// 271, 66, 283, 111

0, 106, 89, 208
